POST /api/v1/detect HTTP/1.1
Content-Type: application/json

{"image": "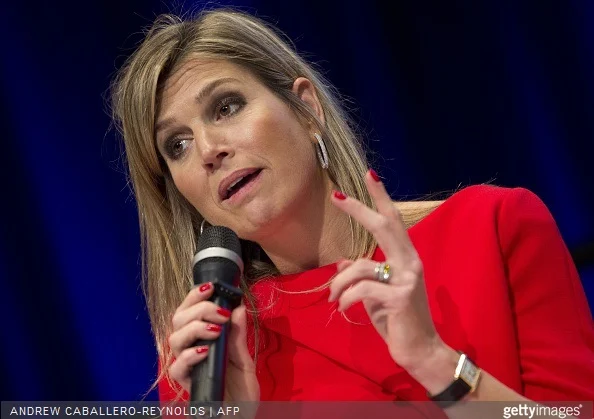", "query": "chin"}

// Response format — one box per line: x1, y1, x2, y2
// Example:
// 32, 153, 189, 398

234, 207, 281, 242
